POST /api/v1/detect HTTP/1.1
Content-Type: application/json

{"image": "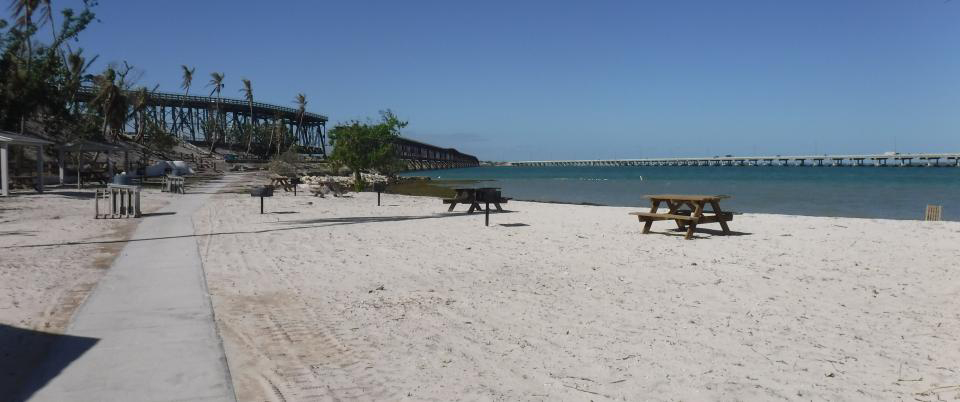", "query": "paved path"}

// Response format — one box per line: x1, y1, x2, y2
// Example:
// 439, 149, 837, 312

24, 178, 236, 402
